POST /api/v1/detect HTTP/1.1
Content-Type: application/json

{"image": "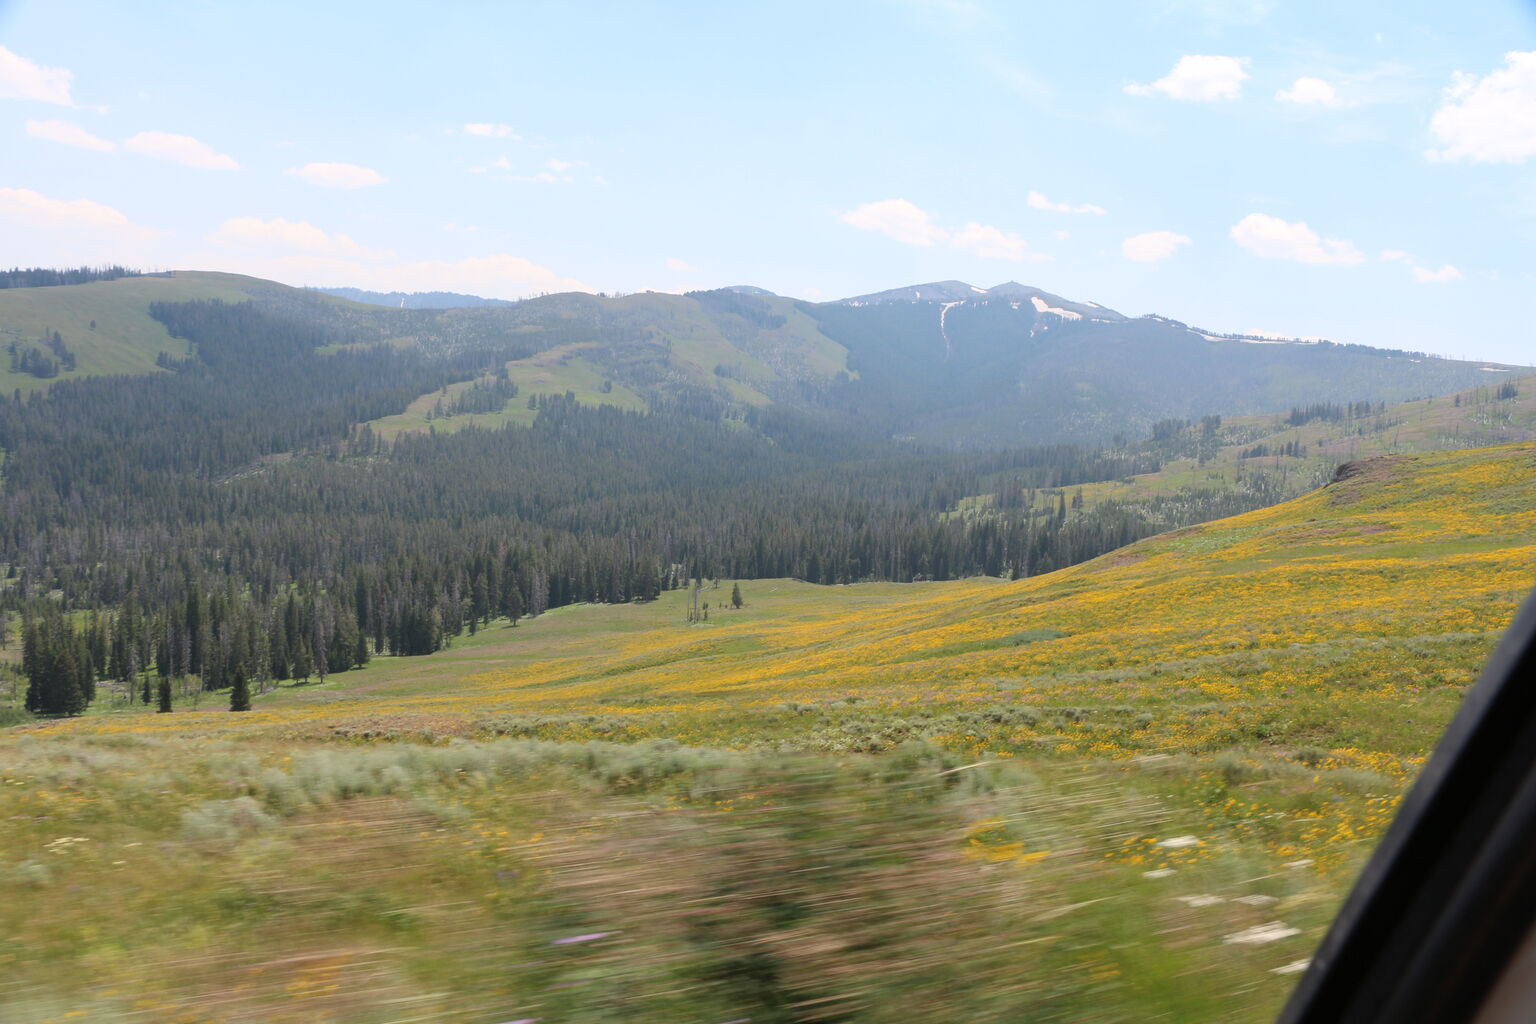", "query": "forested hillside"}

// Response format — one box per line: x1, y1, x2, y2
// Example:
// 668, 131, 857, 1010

0, 271, 1527, 715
